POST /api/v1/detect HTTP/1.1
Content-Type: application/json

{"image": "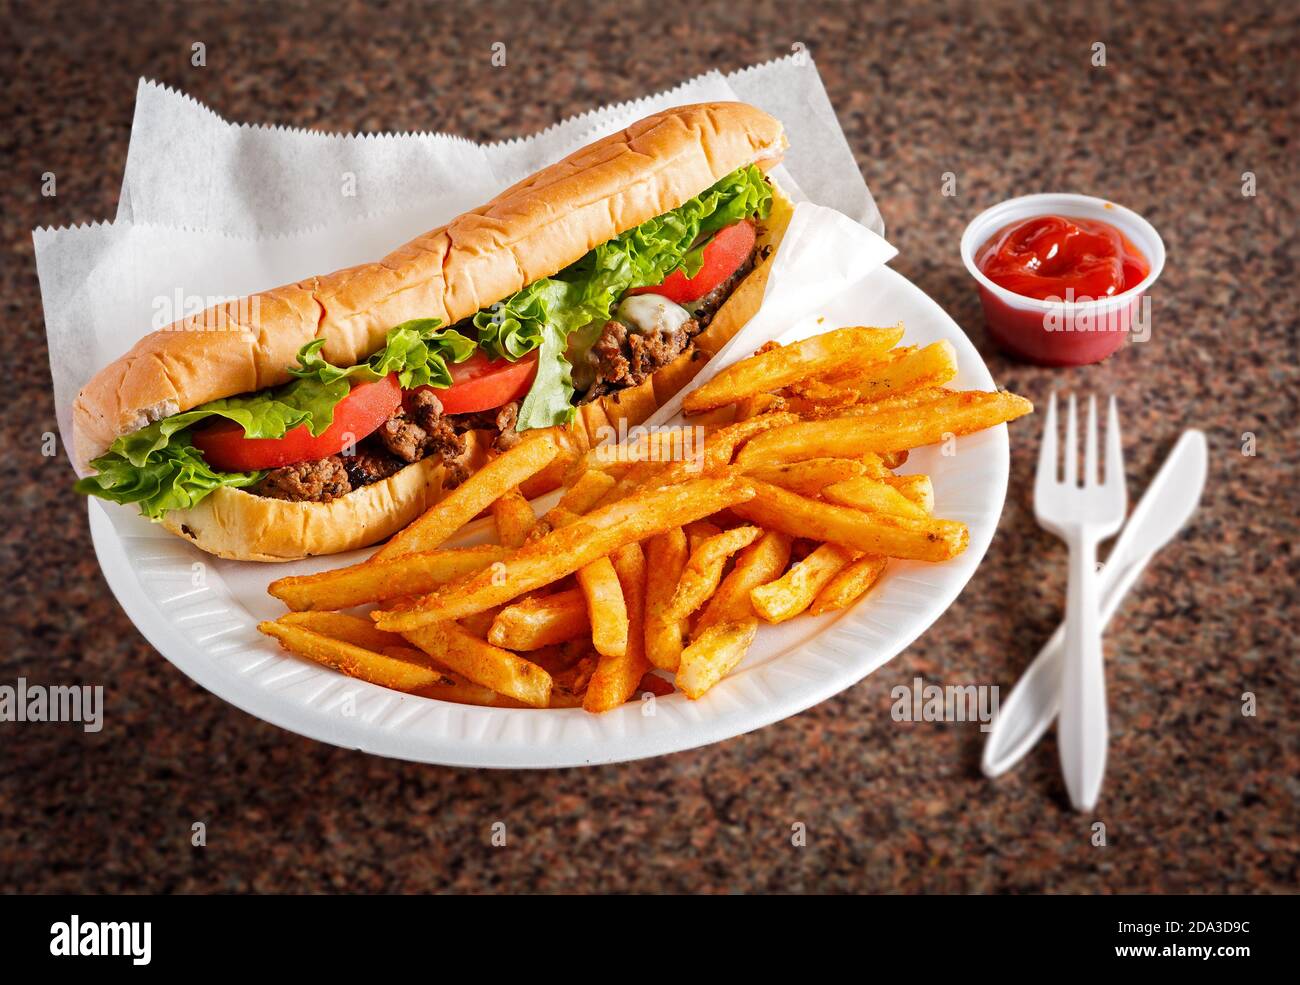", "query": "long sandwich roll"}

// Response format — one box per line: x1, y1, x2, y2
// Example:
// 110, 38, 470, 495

74, 102, 794, 561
